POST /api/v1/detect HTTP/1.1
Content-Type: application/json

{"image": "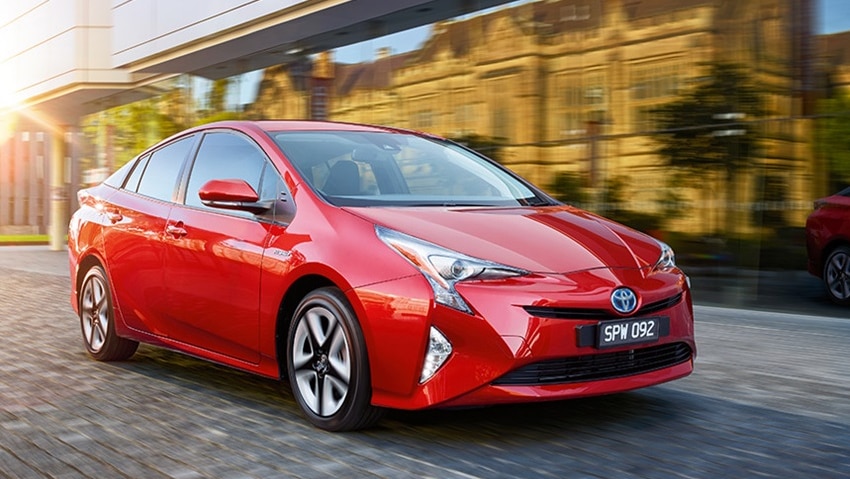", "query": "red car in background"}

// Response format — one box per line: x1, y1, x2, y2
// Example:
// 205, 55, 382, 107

806, 186, 850, 305
69, 121, 695, 431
